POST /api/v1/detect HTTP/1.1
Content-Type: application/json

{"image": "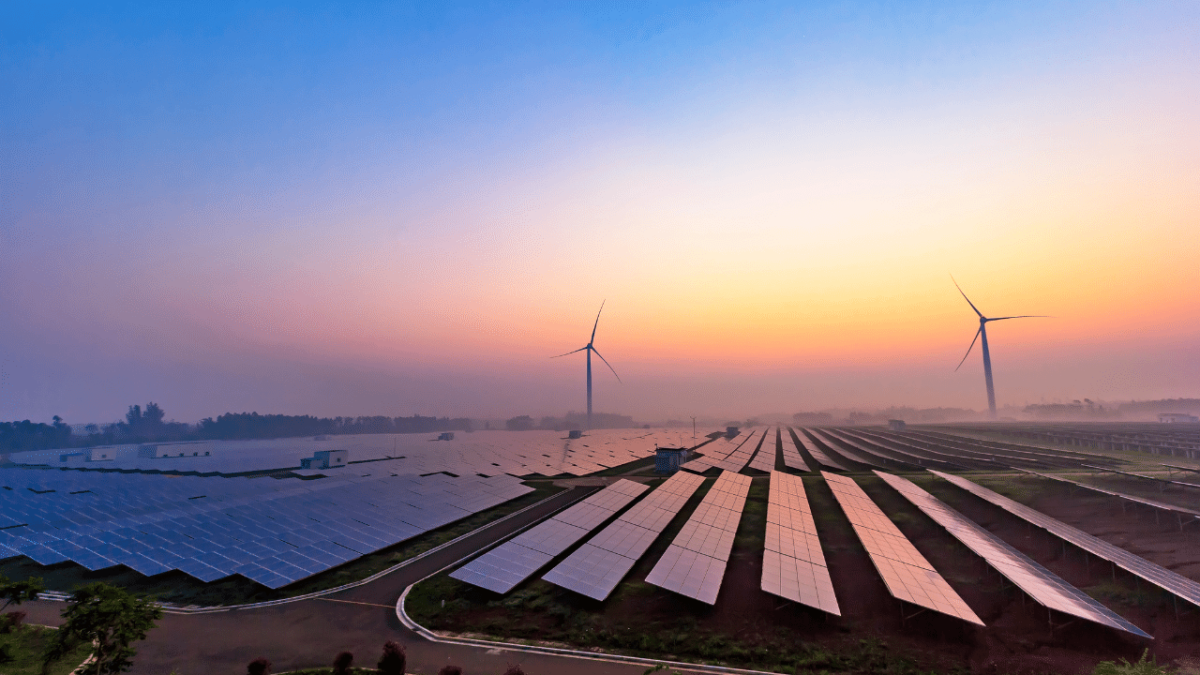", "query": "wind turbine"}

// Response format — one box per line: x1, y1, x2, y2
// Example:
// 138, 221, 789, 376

552, 301, 621, 430
952, 278, 1047, 419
